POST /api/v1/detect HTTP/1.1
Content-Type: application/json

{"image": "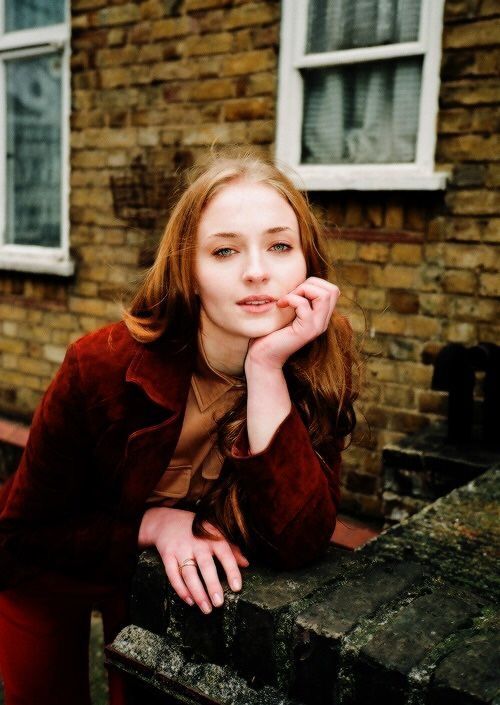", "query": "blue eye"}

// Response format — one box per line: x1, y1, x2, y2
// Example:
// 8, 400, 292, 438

271, 242, 292, 252
213, 247, 235, 257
